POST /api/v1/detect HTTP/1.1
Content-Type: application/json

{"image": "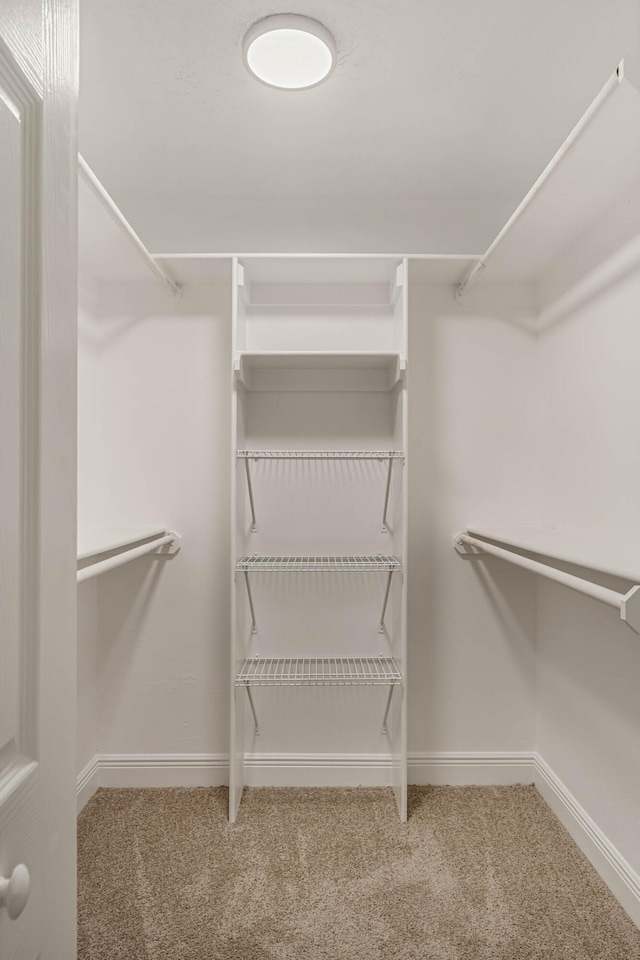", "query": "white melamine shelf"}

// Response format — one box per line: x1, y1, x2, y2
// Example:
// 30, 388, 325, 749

236, 656, 402, 687
235, 352, 406, 392
155, 254, 482, 287
465, 525, 640, 583
78, 526, 168, 561
236, 555, 401, 572
237, 450, 404, 460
